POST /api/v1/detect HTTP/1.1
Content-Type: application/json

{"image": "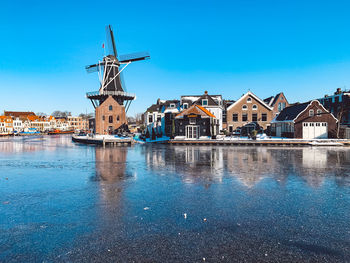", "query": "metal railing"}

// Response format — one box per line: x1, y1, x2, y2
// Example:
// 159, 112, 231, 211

86, 90, 136, 98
